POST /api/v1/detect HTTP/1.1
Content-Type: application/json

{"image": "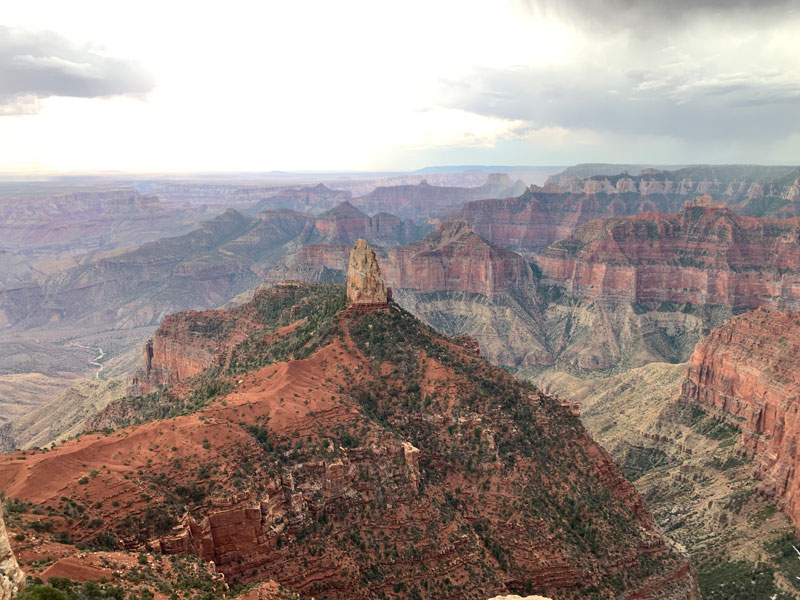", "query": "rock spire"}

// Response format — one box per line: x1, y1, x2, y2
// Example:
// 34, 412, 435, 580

346, 239, 387, 305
